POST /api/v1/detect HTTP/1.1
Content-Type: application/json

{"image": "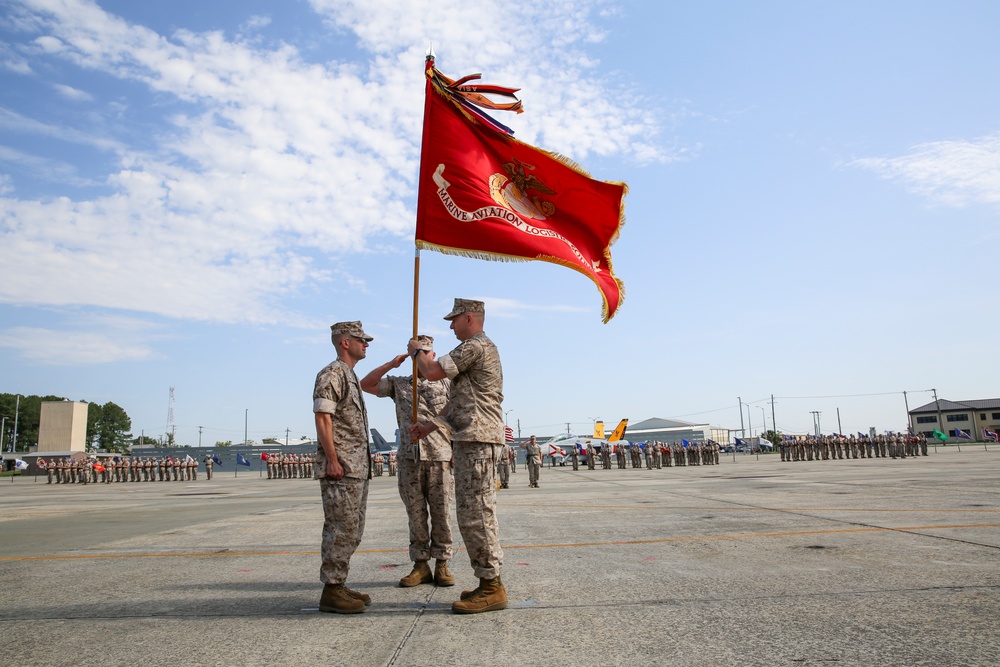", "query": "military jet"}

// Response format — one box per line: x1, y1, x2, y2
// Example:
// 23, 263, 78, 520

370, 428, 399, 455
